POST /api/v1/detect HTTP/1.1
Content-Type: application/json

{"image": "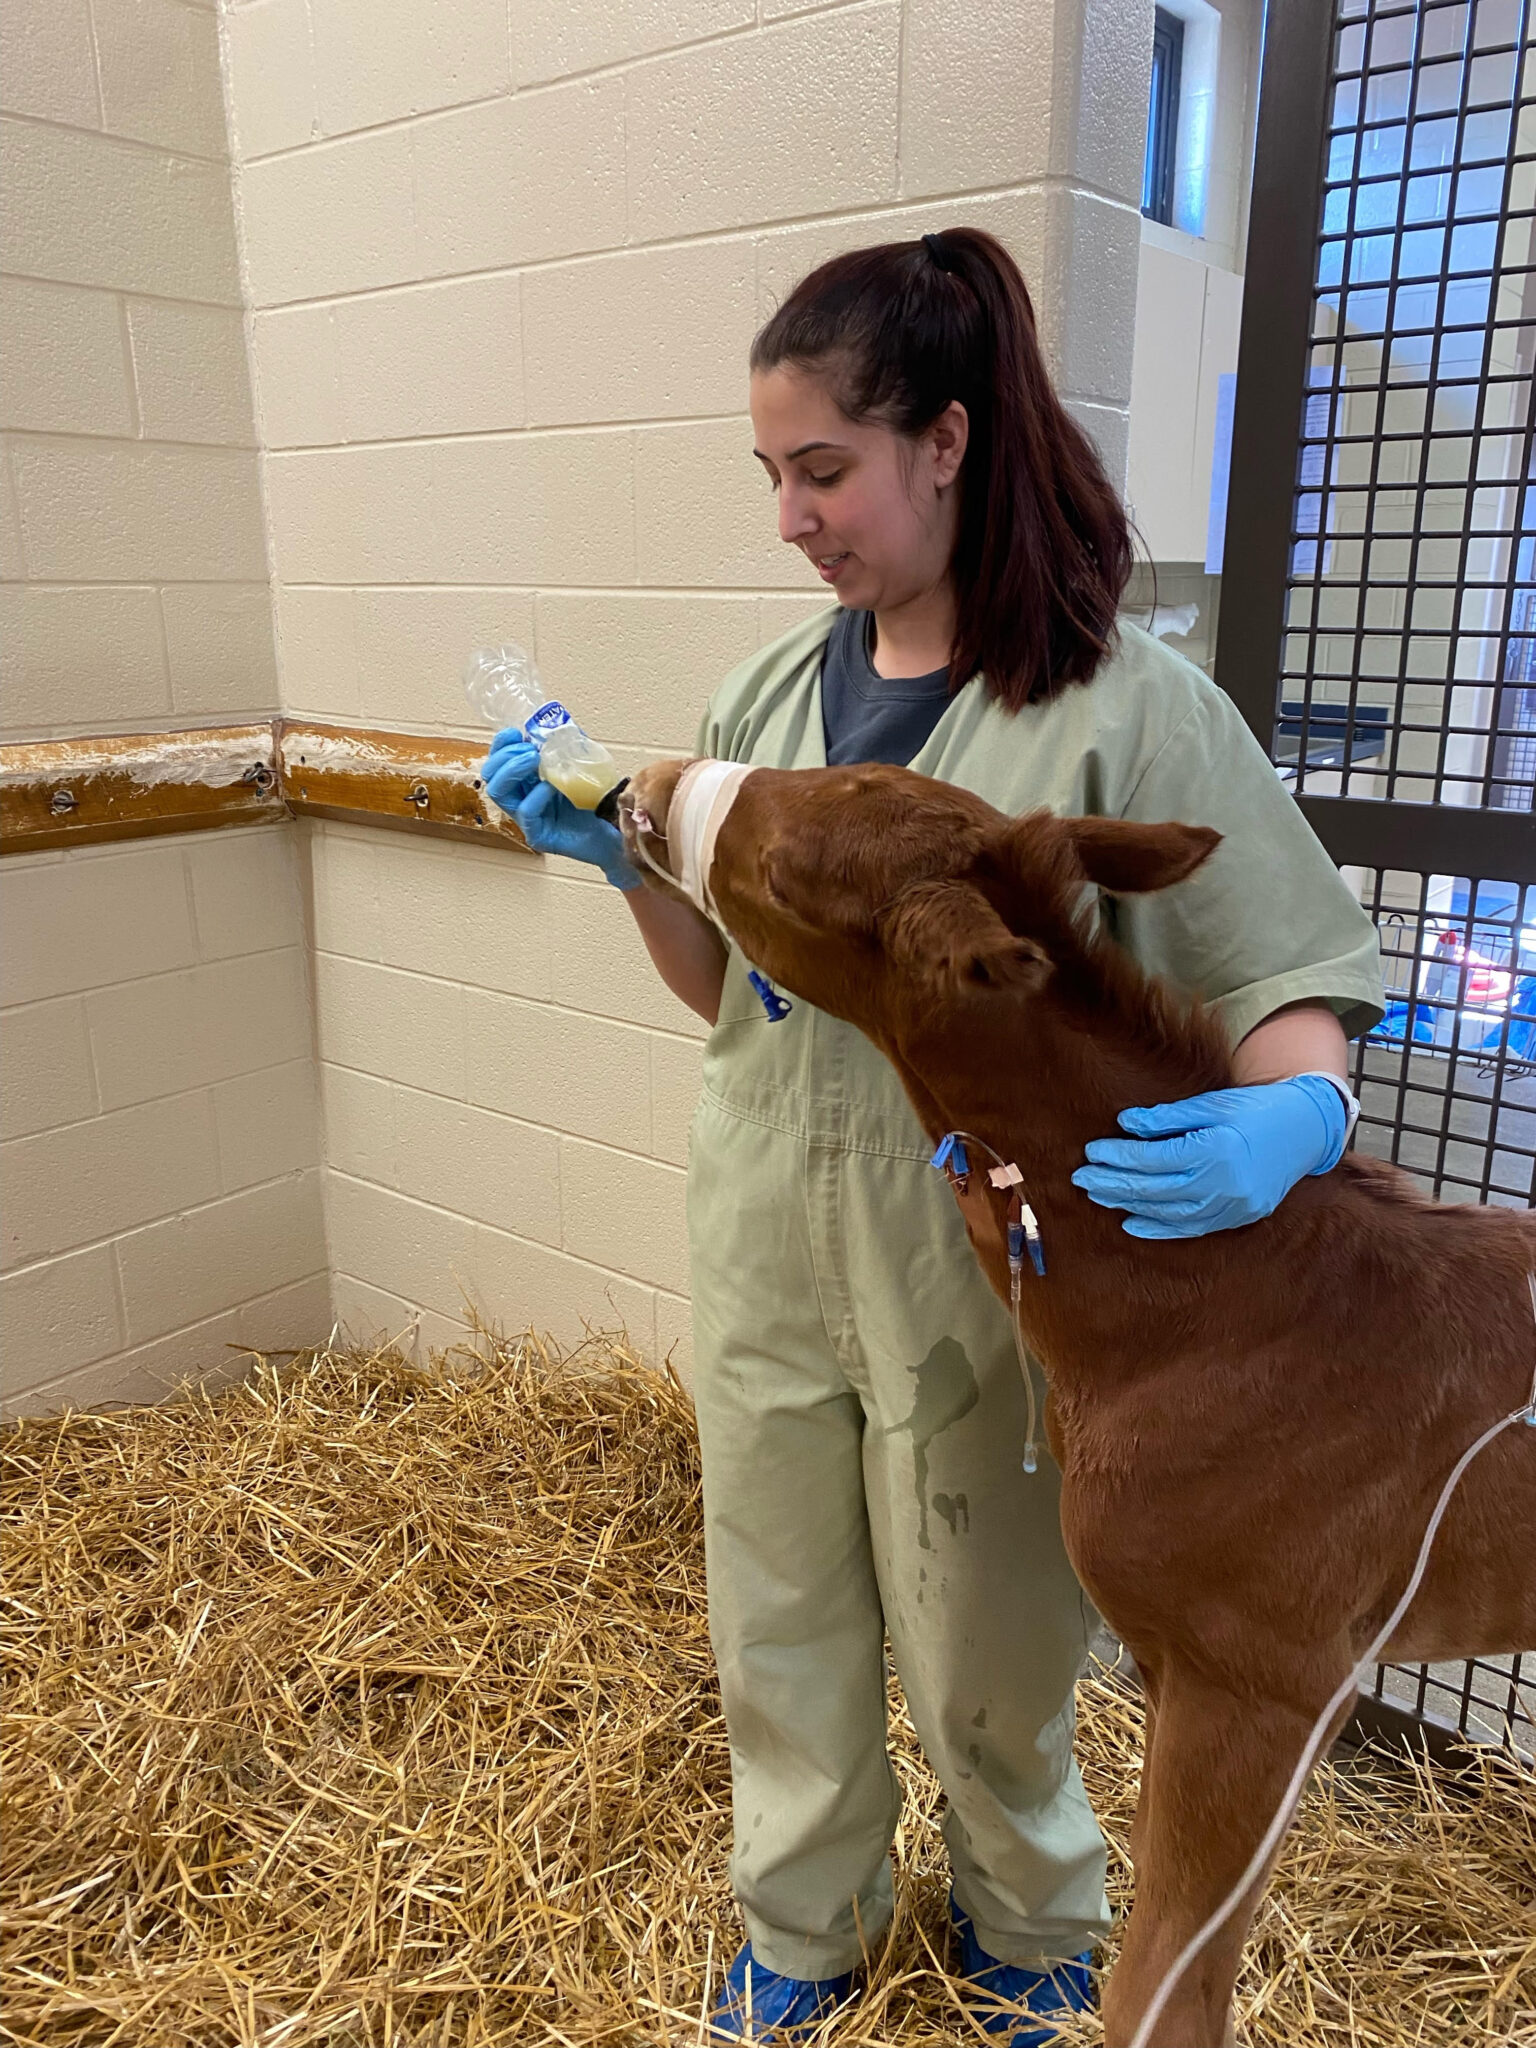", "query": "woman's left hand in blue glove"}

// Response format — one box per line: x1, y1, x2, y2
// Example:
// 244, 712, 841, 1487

1071, 1073, 1351, 1239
